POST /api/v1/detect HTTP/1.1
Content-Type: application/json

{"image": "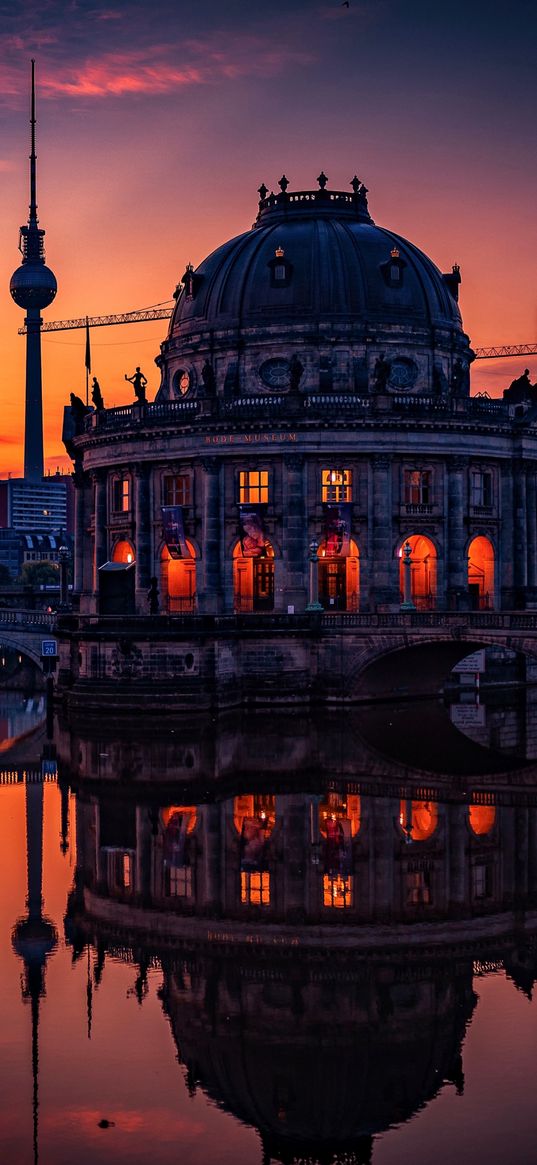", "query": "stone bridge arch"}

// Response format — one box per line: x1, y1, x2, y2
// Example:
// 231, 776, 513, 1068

346, 632, 537, 701
0, 632, 45, 669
